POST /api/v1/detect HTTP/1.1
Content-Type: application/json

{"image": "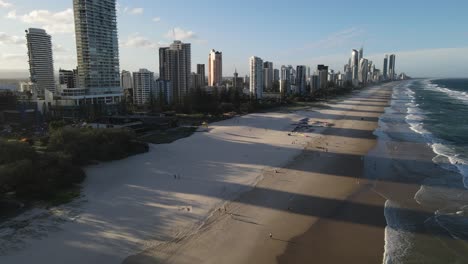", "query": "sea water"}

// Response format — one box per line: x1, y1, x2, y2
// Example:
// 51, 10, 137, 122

367, 79, 468, 263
